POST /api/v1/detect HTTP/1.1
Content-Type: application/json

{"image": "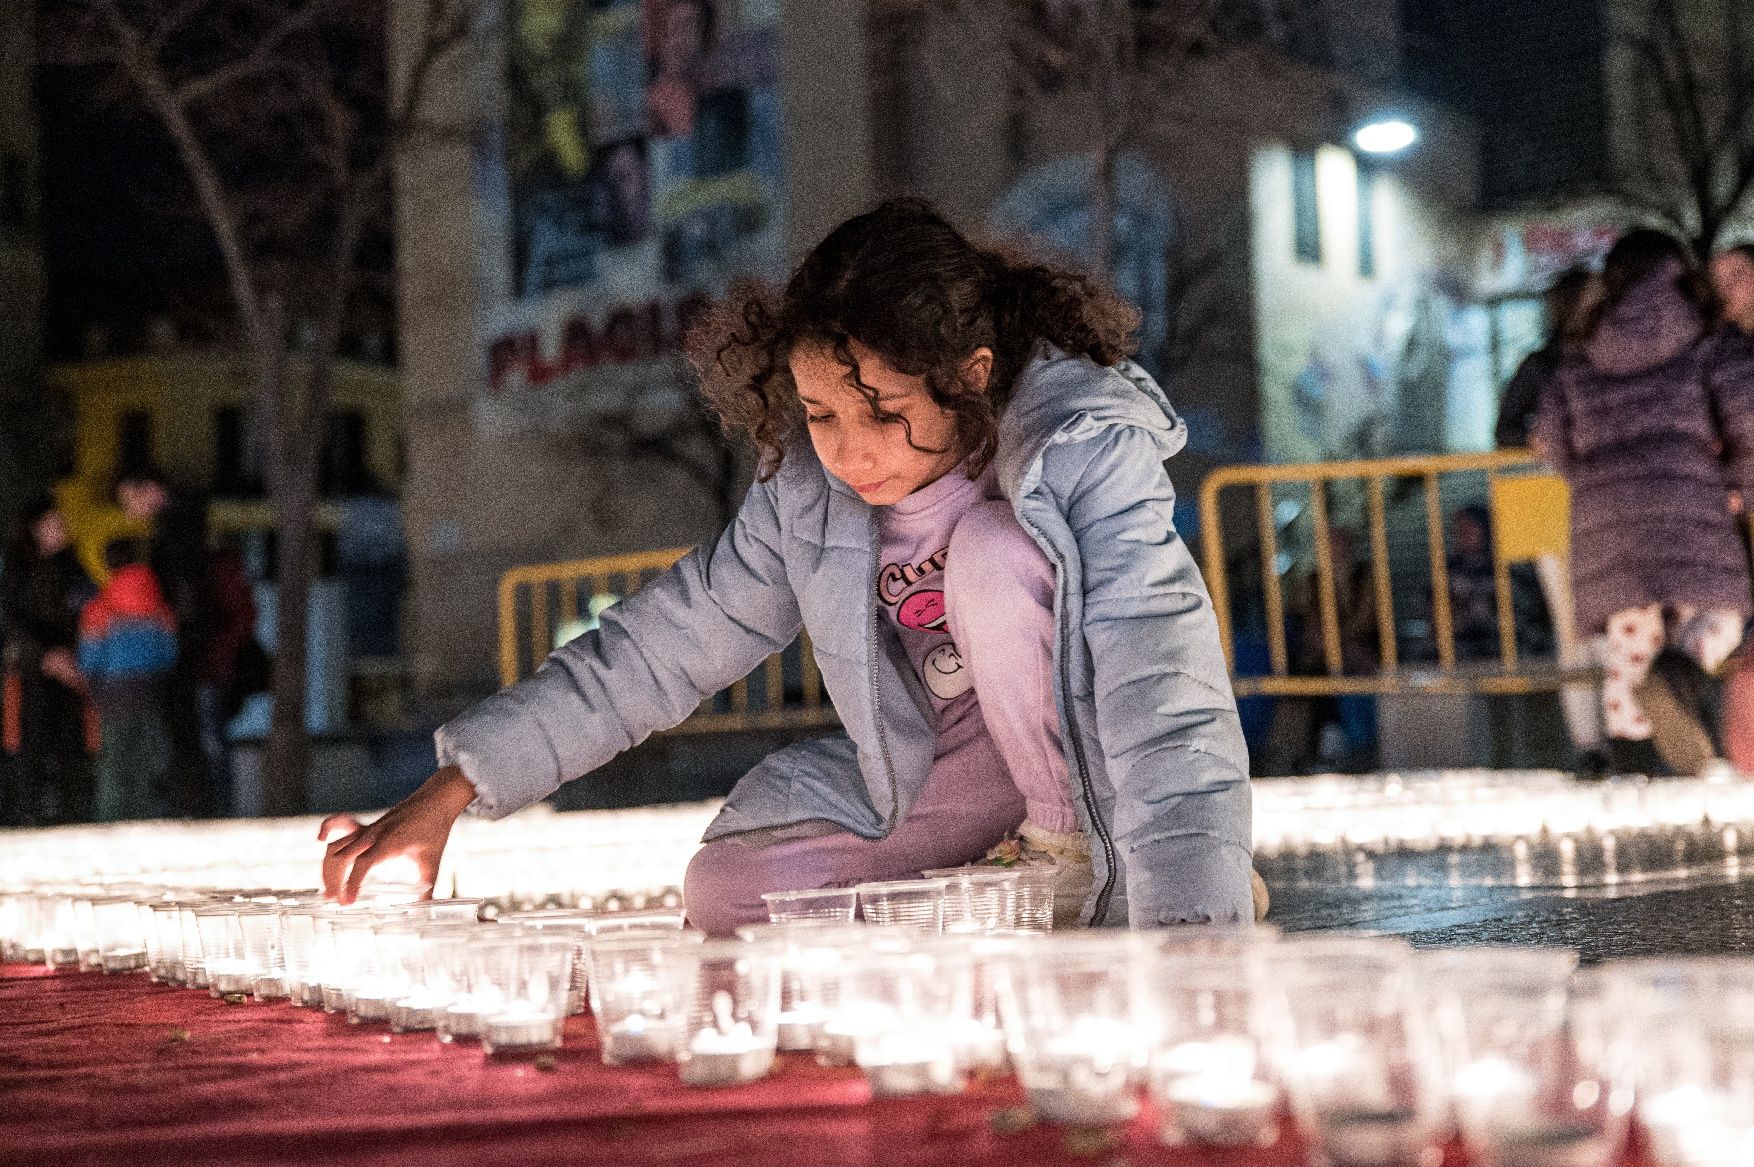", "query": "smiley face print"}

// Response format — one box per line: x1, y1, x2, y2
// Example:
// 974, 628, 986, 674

897, 590, 948, 633
922, 641, 972, 700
